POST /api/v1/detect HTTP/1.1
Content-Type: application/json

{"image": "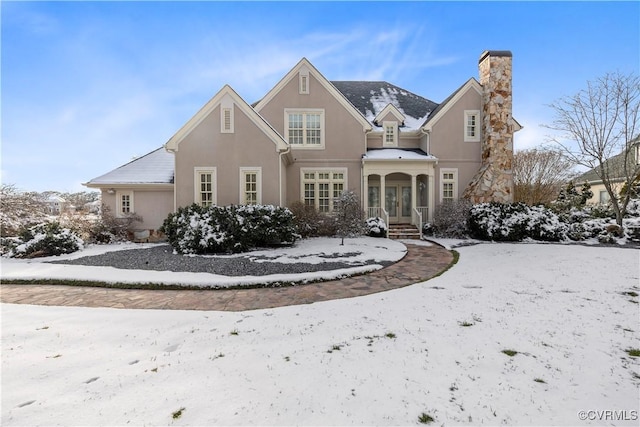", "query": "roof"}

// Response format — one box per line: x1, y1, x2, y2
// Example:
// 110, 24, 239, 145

363, 148, 437, 161
331, 81, 438, 131
85, 147, 174, 186
577, 142, 640, 184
